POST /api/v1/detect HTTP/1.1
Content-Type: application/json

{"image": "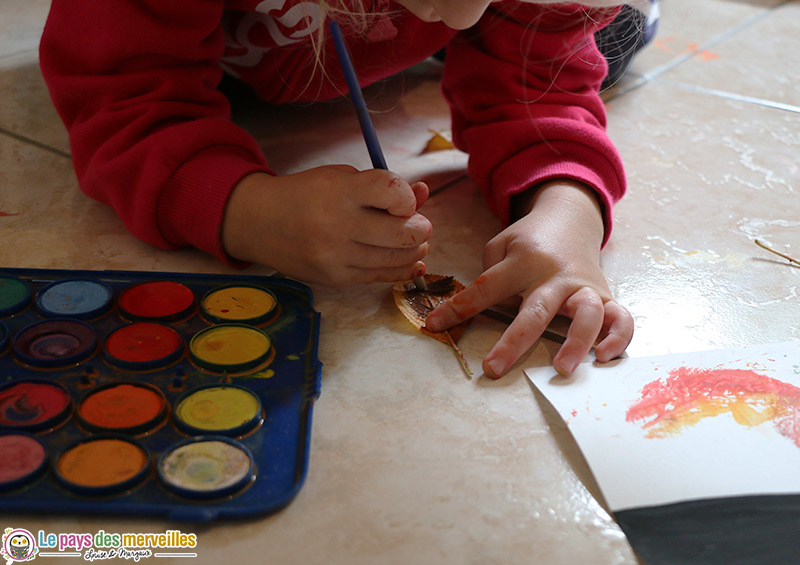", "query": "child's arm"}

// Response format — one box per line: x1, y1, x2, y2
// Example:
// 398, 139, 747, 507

39, 0, 431, 281
426, 4, 634, 376
39, 0, 268, 264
